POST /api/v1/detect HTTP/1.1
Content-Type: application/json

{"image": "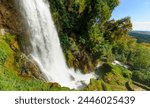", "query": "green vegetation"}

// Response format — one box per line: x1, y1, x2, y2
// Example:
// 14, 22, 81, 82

48, 0, 150, 89
132, 81, 150, 91
125, 81, 134, 91
85, 78, 103, 91
83, 63, 132, 91
49, 0, 120, 73
129, 31, 150, 43
132, 71, 150, 87
0, 65, 70, 91
0, 48, 7, 65
0, 0, 149, 90
0, 33, 70, 91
